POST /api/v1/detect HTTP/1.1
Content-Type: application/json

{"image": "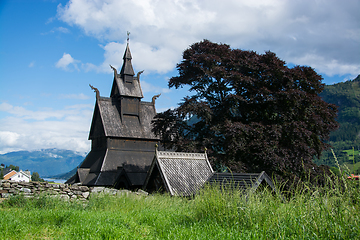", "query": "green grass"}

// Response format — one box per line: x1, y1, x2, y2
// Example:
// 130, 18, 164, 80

1, 178, 359, 239
343, 161, 360, 174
